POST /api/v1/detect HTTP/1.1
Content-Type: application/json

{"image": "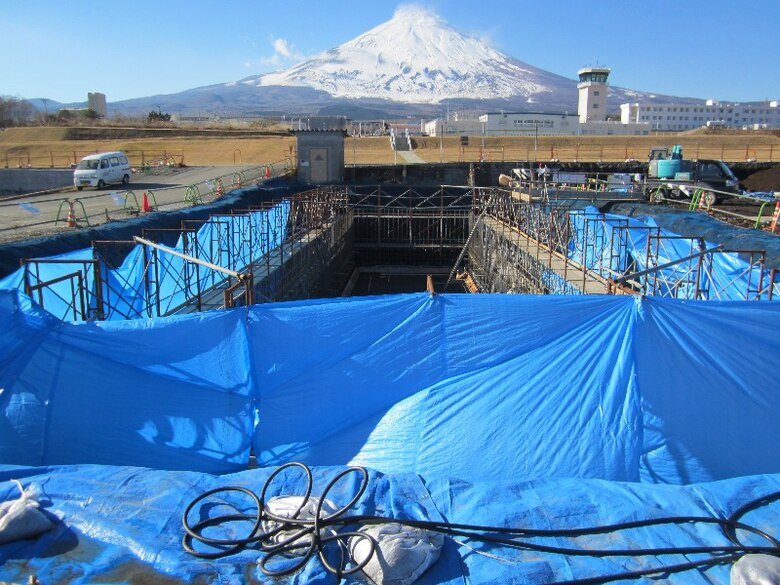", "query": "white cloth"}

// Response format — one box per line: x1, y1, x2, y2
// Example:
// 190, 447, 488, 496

0, 480, 53, 544
350, 523, 444, 585
262, 496, 339, 549
731, 554, 780, 585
